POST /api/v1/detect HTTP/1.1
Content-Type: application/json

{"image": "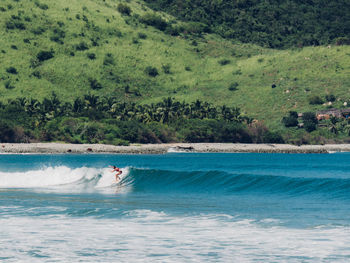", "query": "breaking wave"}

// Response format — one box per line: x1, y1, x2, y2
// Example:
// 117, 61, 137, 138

1, 166, 349, 198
